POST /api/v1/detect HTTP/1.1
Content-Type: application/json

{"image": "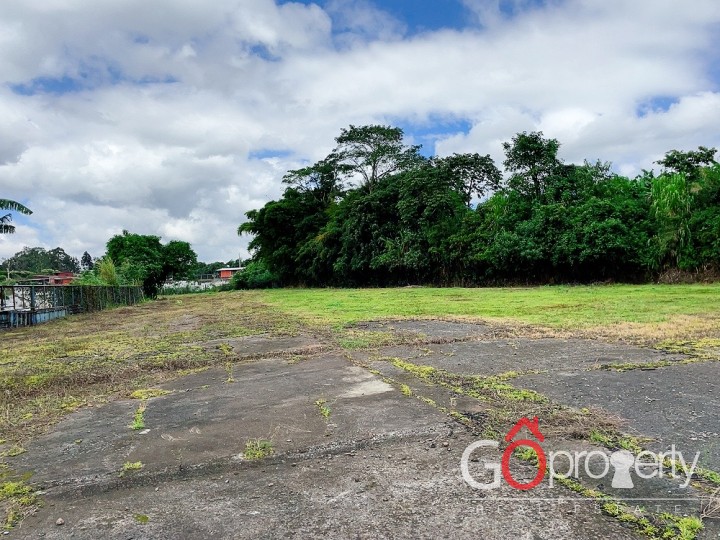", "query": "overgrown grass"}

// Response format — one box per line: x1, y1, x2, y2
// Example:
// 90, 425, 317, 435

0, 293, 293, 443
0, 477, 38, 530
4, 285, 714, 445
